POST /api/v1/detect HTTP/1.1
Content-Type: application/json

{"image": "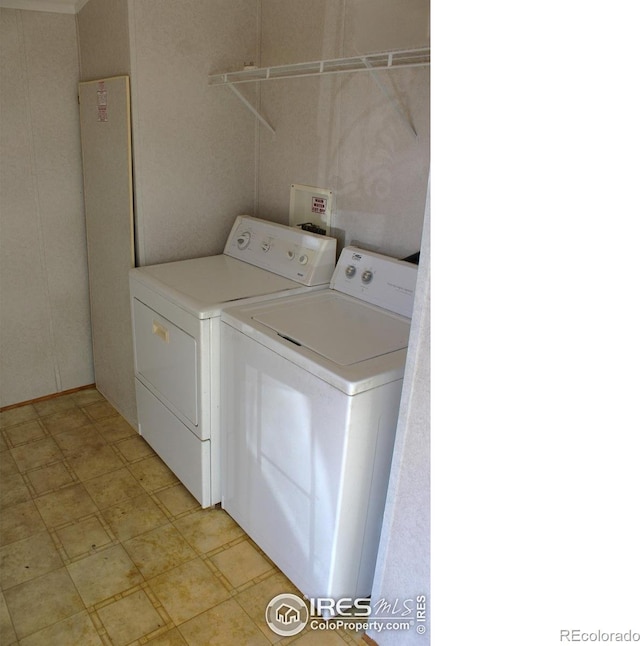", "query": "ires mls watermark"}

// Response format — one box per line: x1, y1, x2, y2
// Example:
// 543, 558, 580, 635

560, 629, 640, 642
265, 593, 428, 637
